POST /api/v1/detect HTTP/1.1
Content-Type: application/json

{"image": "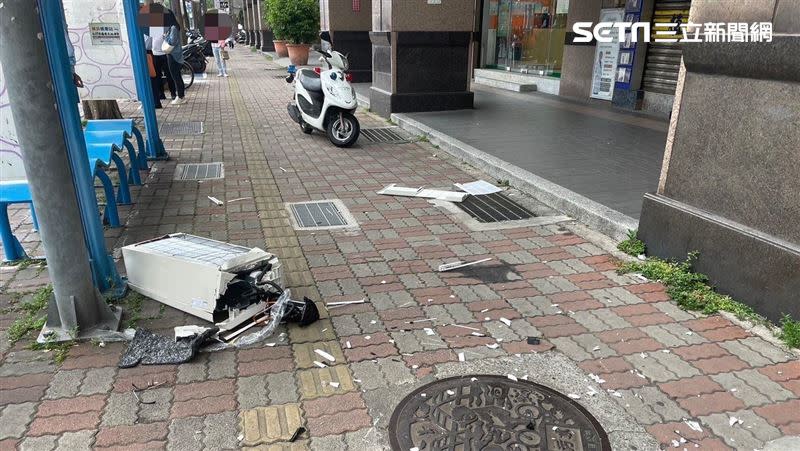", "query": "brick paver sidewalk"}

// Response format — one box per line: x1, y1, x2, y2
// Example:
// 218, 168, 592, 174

1, 48, 798, 451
